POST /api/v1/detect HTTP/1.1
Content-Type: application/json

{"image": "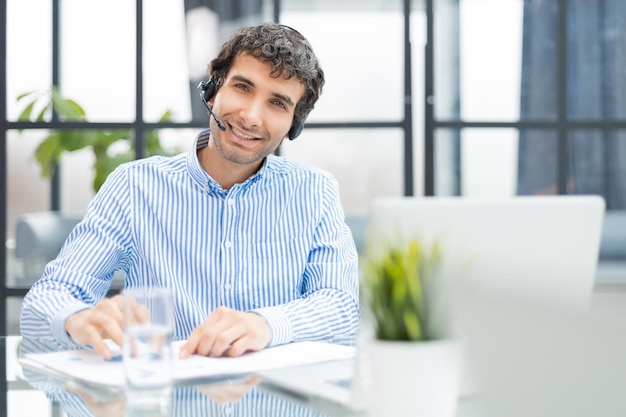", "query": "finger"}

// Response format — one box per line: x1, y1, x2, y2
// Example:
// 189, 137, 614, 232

90, 307, 123, 336
203, 314, 250, 357
84, 326, 113, 359
224, 315, 270, 357
108, 296, 125, 347
179, 326, 204, 359
225, 335, 254, 357
207, 310, 267, 356
97, 313, 124, 349
124, 297, 150, 327
180, 309, 231, 358
195, 322, 234, 357
107, 298, 125, 327
210, 325, 244, 357
183, 320, 230, 358
135, 304, 150, 324
97, 297, 123, 318
92, 298, 124, 339
87, 310, 126, 358
128, 303, 150, 327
